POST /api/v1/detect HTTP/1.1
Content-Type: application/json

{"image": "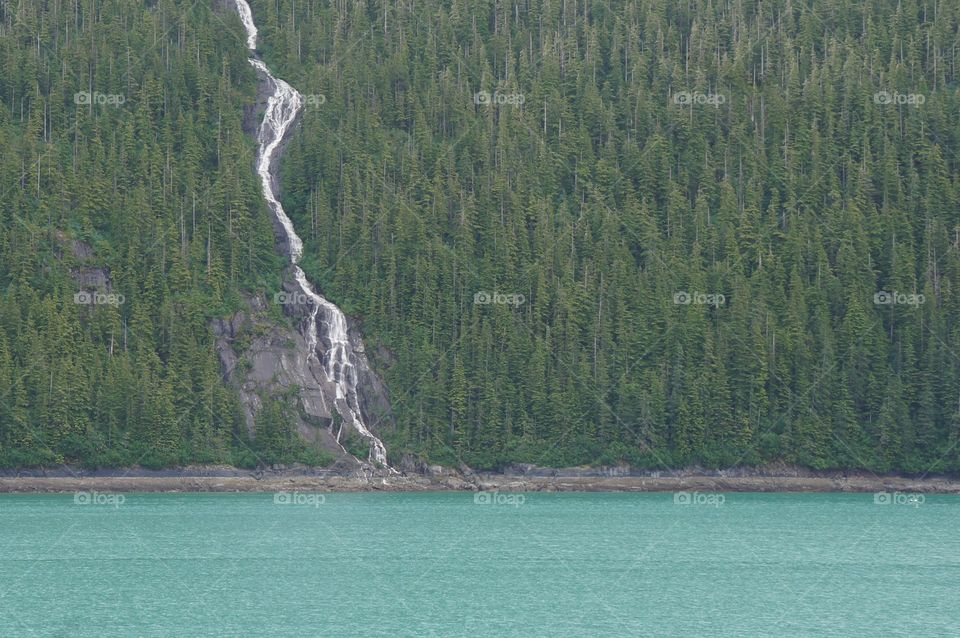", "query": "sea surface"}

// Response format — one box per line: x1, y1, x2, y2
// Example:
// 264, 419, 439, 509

0, 491, 957, 637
